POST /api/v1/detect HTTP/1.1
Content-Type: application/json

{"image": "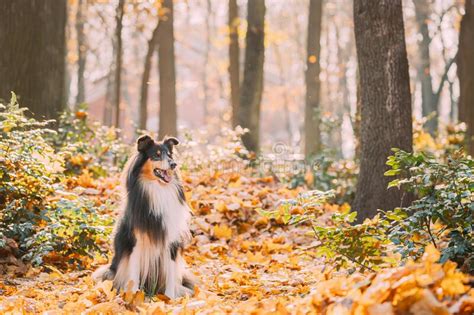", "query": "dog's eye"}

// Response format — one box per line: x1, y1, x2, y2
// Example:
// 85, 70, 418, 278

151, 151, 161, 160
